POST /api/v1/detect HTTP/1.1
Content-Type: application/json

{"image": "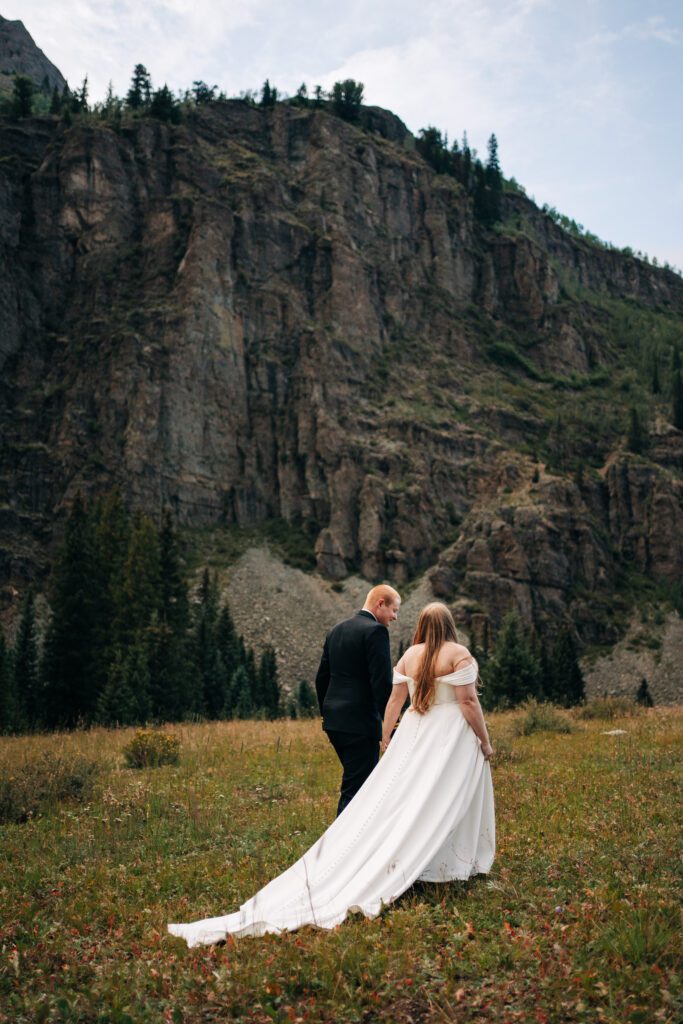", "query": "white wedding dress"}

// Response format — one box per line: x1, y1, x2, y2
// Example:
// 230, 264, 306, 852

168, 661, 495, 946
